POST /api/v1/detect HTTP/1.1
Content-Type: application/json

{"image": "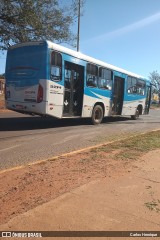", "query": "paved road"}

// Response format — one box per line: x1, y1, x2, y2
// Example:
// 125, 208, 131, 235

0, 109, 160, 170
